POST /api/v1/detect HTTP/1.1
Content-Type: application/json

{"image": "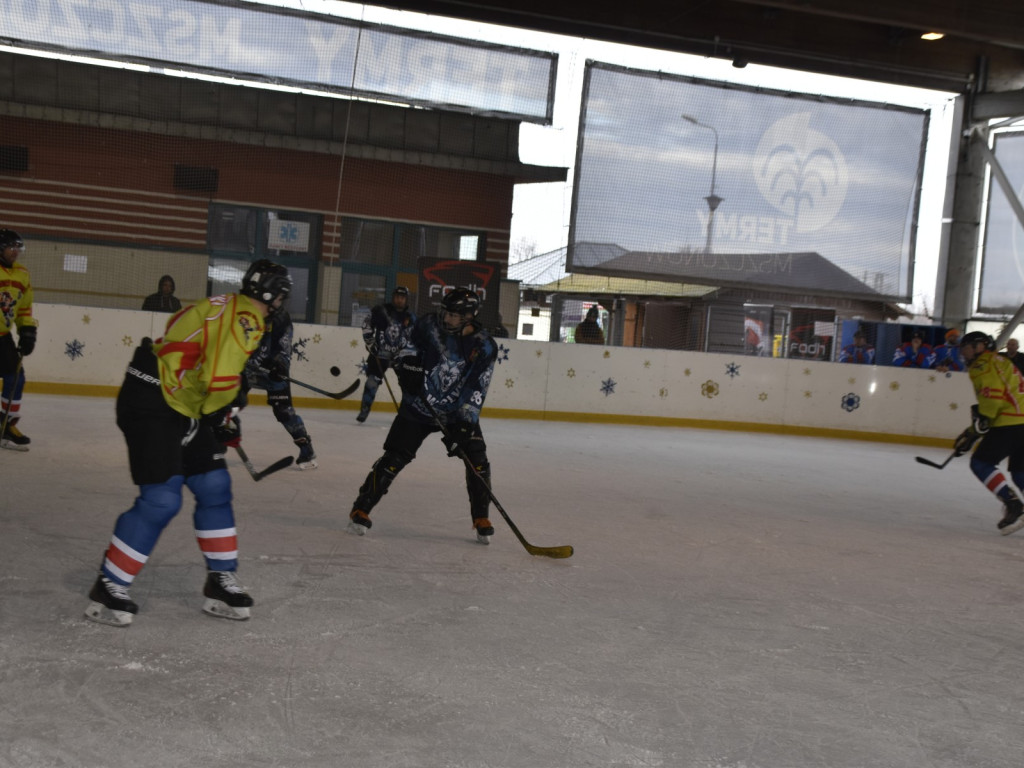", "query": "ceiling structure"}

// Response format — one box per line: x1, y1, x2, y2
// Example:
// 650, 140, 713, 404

376, 0, 1024, 104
